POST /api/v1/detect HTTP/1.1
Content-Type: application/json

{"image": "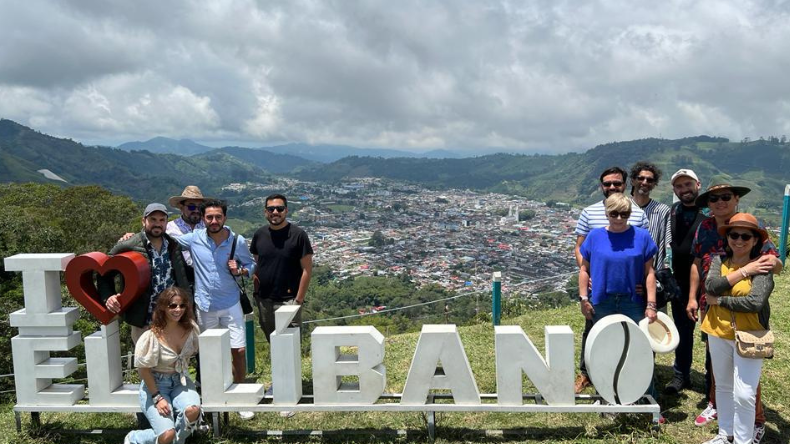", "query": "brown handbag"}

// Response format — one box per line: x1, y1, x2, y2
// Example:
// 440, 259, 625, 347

732, 313, 774, 359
